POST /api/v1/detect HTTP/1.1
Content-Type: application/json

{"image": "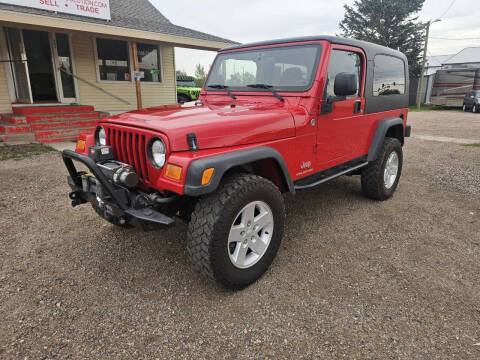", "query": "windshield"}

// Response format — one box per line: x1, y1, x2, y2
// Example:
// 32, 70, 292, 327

205, 44, 322, 92
177, 80, 196, 87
